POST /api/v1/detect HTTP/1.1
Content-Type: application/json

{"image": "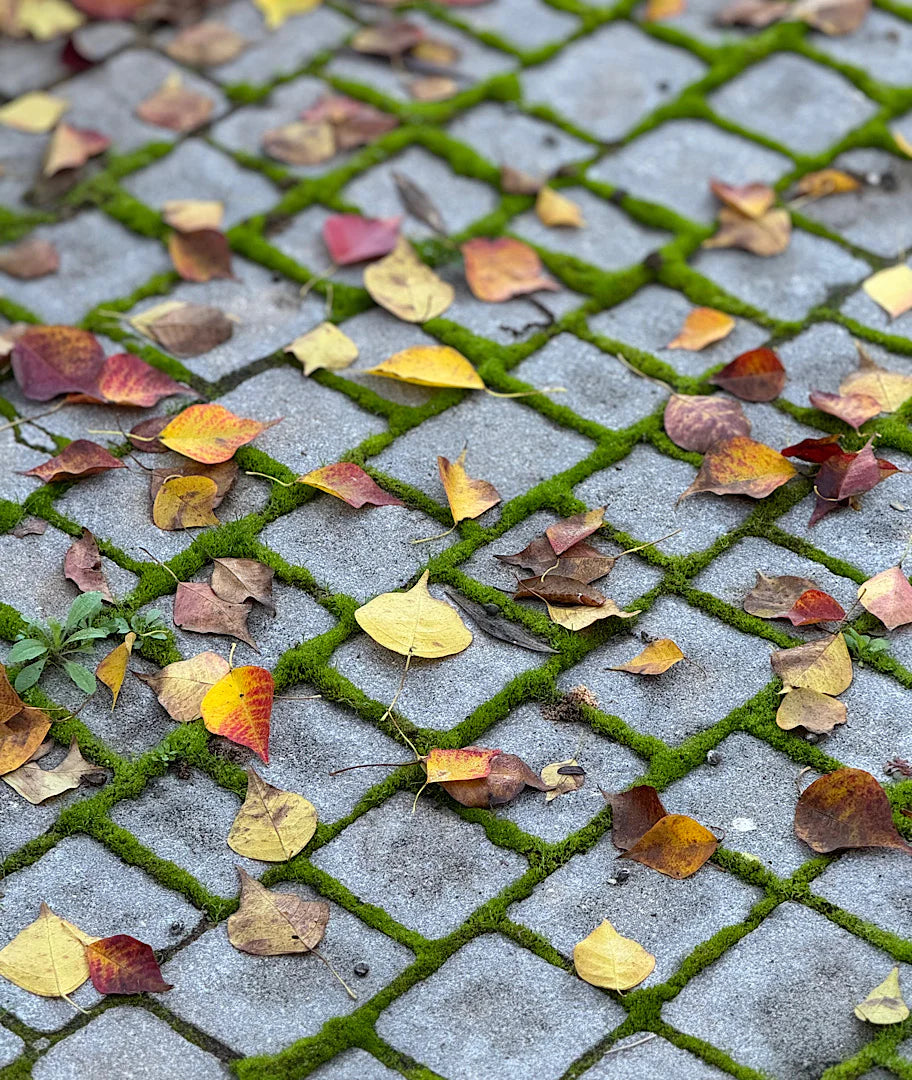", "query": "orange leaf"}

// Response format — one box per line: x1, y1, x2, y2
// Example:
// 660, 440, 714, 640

168, 229, 235, 283
0, 707, 51, 776
611, 638, 685, 675
678, 436, 796, 501
794, 768, 912, 855
793, 169, 860, 199
438, 449, 501, 524
23, 440, 126, 484
621, 813, 719, 879
86, 935, 172, 994
201, 665, 274, 763
667, 307, 735, 351
709, 179, 775, 218
297, 463, 403, 508
424, 746, 500, 784
461, 237, 559, 303
858, 566, 912, 630
96, 632, 135, 709
709, 347, 786, 401
158, 404, 279, 464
